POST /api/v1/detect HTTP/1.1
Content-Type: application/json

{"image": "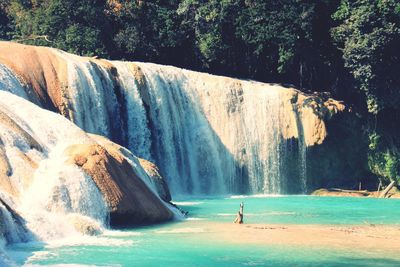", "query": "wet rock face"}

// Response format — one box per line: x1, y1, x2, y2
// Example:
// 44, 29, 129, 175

0, 41, 68, 112
67, 214, 103, 236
